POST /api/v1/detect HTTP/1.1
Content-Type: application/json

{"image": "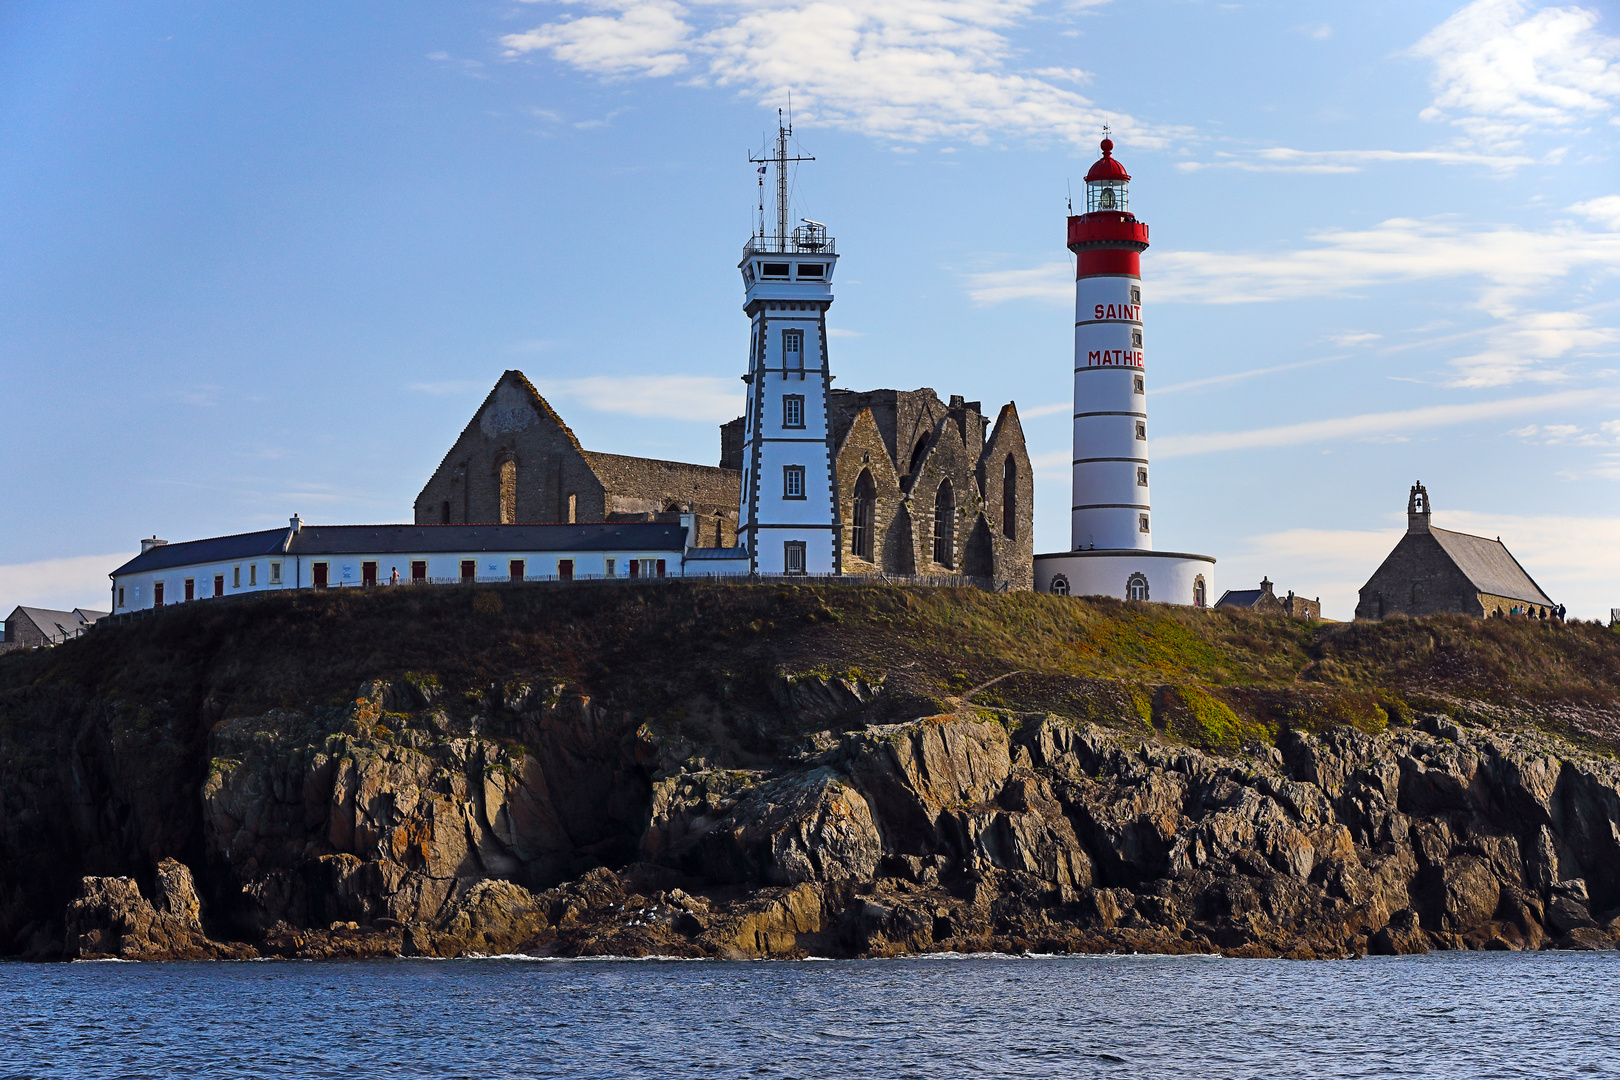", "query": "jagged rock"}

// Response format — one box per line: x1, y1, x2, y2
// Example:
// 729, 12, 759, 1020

698, 883, 824, 957
412, 878, 551, 957
1369, 909, 1428, 955
65, 860, 254, 960
771, 671, 884, 726
688, 767, 881, 885
1420, 855, 1501, 934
